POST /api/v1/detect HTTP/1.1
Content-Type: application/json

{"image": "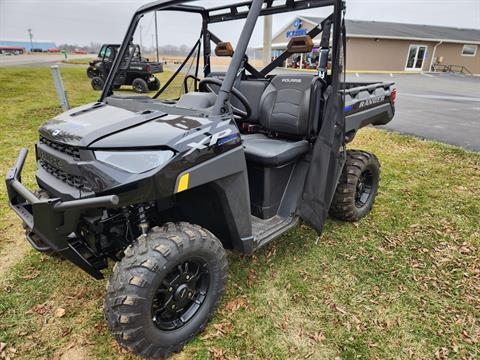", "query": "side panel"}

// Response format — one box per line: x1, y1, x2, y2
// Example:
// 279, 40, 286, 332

346, 103, 394, 133
297, 86, 346, 232
173, 147, 254, 252
173, 146, 247, 194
